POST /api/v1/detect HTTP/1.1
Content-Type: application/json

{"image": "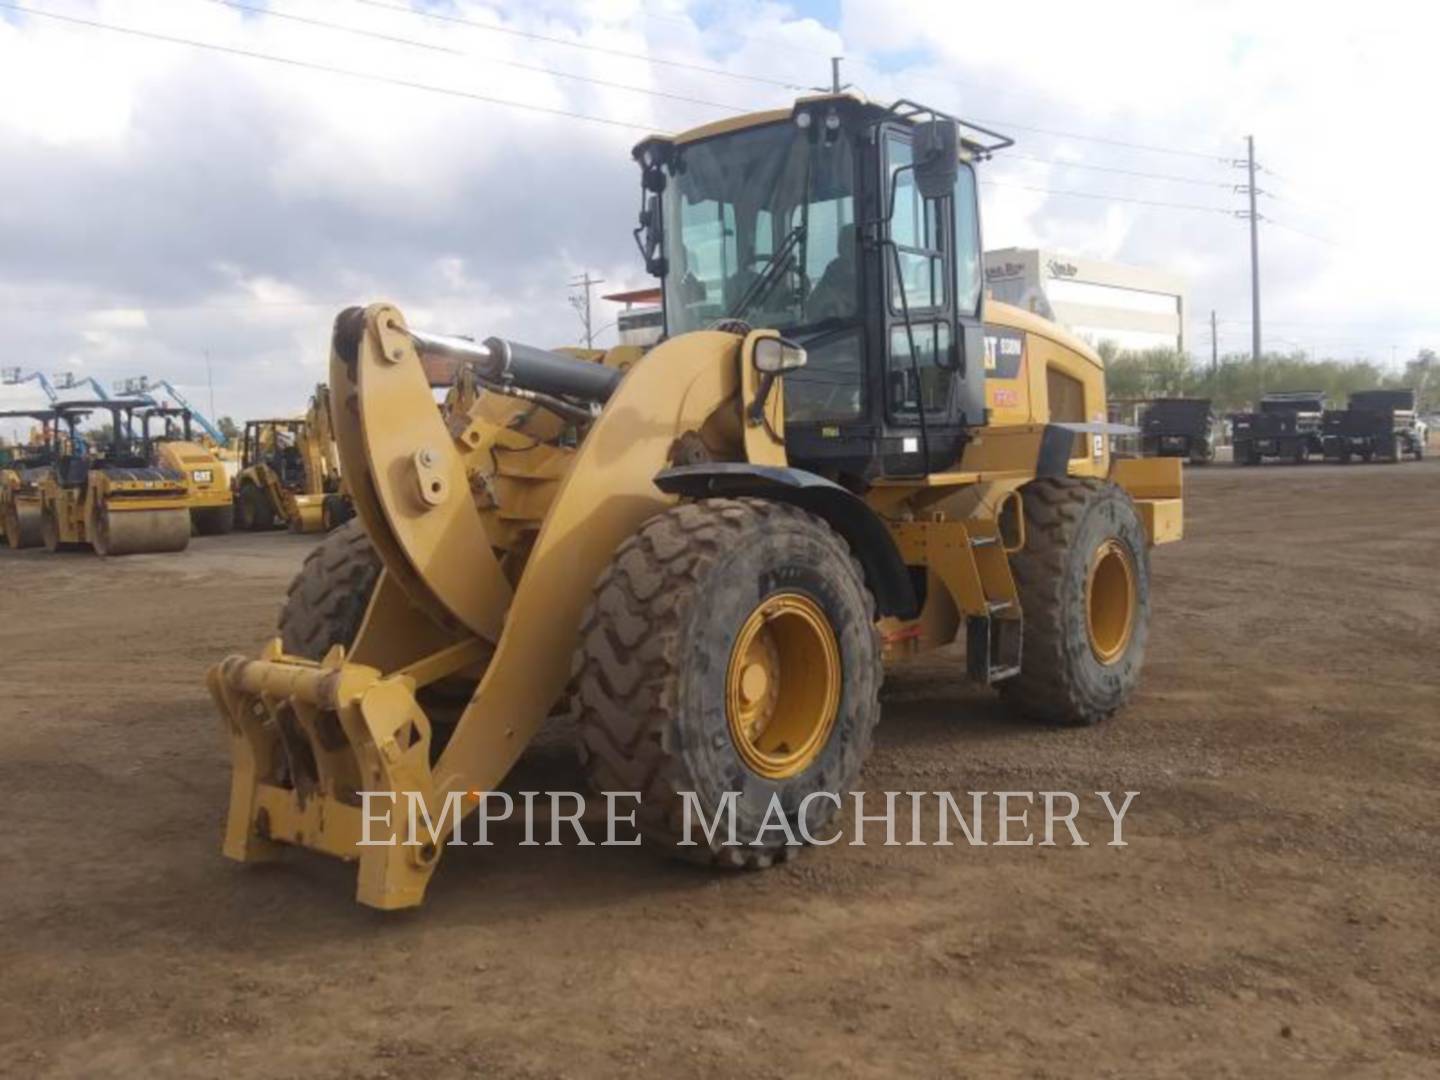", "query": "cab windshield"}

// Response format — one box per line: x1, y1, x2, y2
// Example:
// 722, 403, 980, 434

662, 121, 858, 335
